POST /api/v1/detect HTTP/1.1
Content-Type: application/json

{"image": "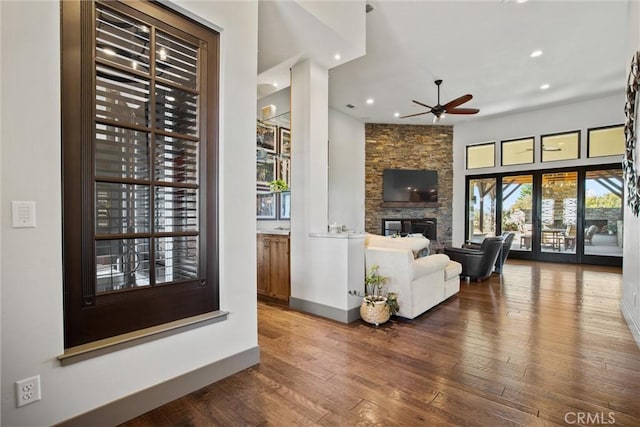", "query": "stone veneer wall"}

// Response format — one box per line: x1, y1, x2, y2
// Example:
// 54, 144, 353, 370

365, 123, 453, 244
